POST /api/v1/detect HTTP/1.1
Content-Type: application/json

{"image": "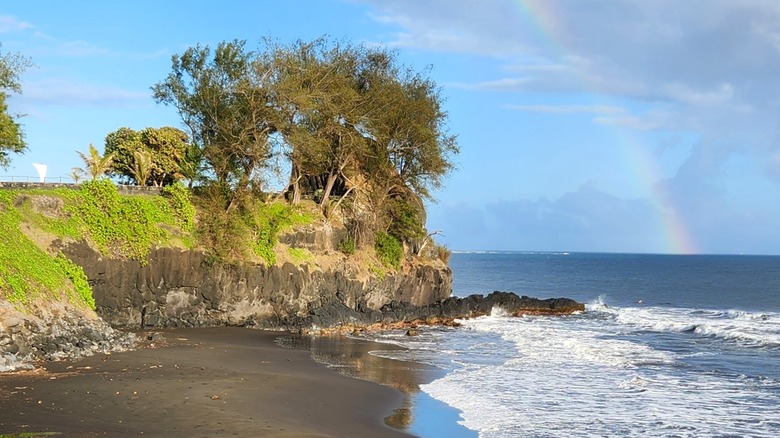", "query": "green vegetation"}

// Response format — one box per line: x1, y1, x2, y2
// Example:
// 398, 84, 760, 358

368, 262, 388, 281
194, 186, 314, 265
250, 202, 313, 265
0, 191, 94, 309
104, 126, 193, 186
0, 35, 456, 309
54, 253, 95, 310
0, 46, 32, 170
152, 37, 458, 257
161, 182, 196, 232
67, 180, 190, 262
374, 231, 403, 269
435, 244, 452, 264
287, 247, 314, 264
0, 179, 199, 308
338, 236, 356, 255
74, 143, 115, 181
